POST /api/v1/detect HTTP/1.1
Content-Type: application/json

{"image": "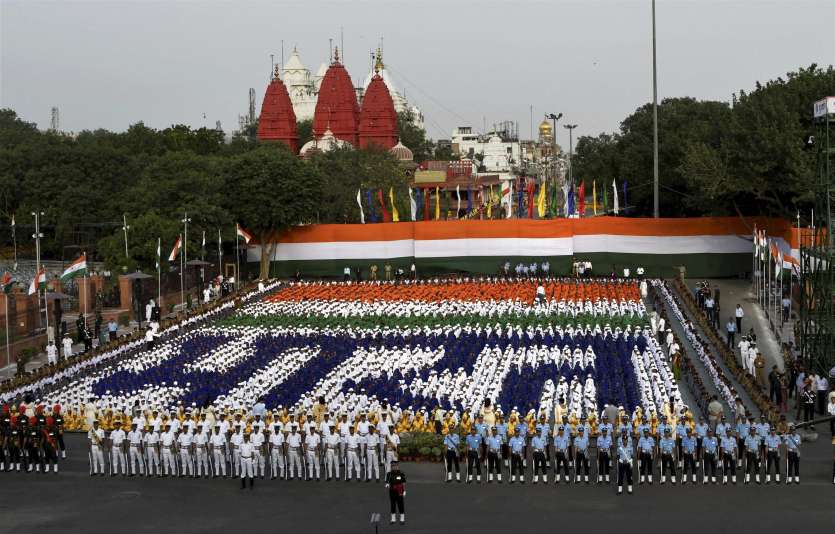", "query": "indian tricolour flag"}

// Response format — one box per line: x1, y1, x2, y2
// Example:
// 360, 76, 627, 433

169, 235, 182, 262
236, 223, 253, 244
28, 268, 46, 295
60, 253, 88, 282
1, 272, 14, 294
